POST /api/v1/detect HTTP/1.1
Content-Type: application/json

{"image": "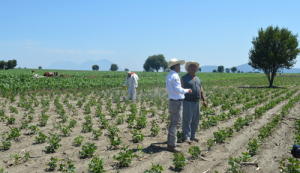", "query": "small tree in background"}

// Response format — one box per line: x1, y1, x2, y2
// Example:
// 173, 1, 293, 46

231, 67, 237, 73
213, 69, 217, 73
249, 26, 300, 87
39, 66, 42, 69
225, 68, 230, 73
92, 65, 99, 71
198, 67, 201, 72
110, 64, 118, 71
125, 68, 129, 71
217, 66, 224, 73
143, 54, 168, 72
237, 70, 240, 73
